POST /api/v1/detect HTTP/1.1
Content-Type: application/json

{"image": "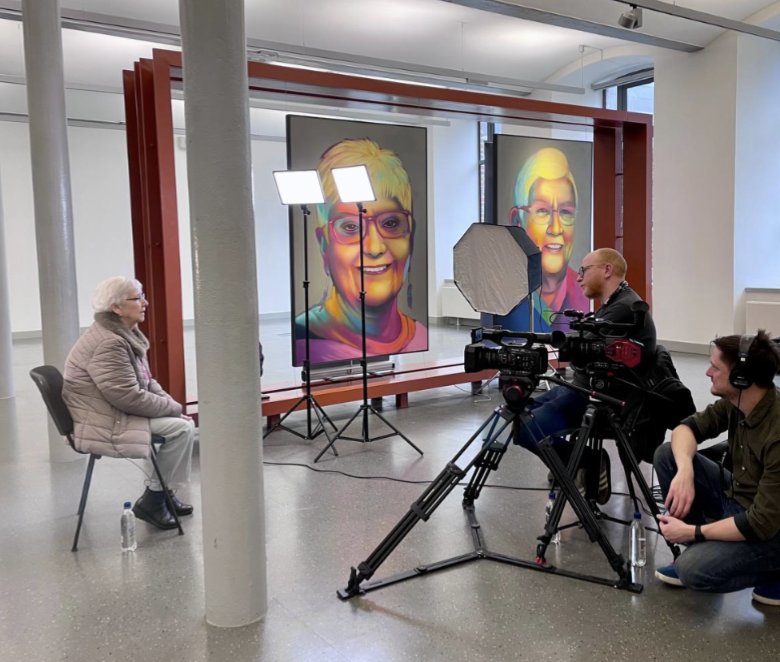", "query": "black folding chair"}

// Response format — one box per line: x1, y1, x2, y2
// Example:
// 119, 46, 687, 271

29, 365, 183, 551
